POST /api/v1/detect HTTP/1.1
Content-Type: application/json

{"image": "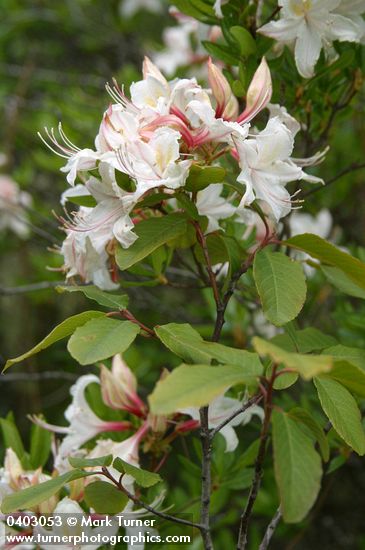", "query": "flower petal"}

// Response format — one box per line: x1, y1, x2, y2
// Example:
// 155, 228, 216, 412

294, 22, 322, 78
